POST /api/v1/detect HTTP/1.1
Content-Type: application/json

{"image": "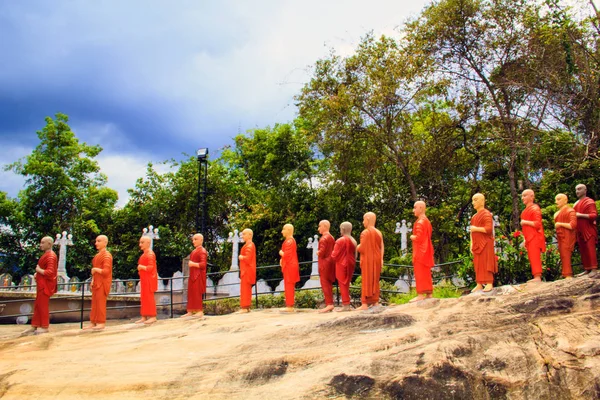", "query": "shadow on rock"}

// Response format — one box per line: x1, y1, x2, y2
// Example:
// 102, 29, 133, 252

244, 359, 288, 384
329, 373, 375, 397
318, 314, 414, 331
